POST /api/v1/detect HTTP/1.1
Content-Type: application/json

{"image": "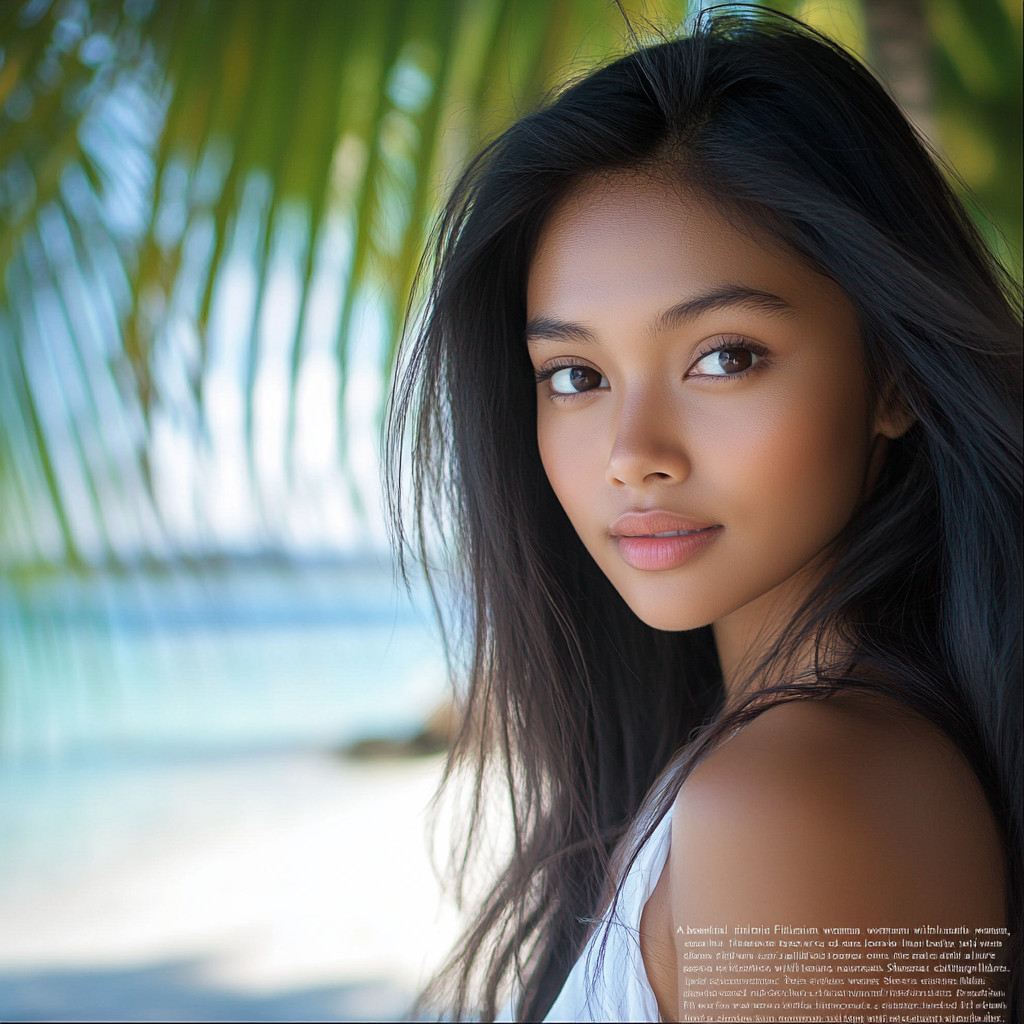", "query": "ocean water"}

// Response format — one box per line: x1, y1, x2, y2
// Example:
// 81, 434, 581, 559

0, 559, 448, 761
0, 561, 454, 1021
